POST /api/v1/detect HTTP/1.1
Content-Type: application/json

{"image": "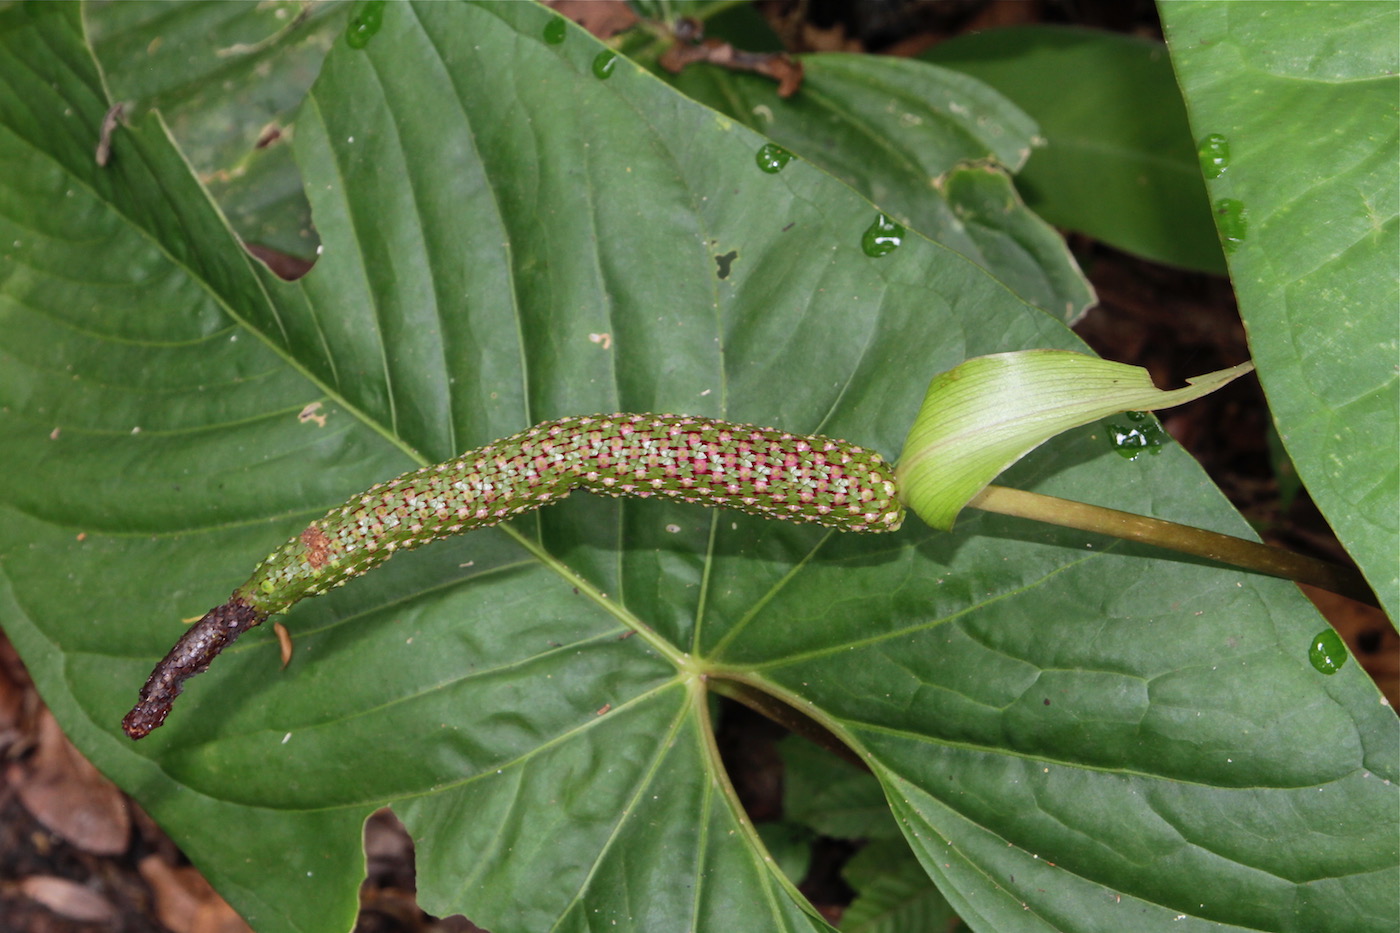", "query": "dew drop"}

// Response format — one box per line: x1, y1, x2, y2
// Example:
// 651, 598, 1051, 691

1106, 410, 1169, 460
1308, 628, 1348, 674
1198, 133, 1230, 179
1214, 198, 1248, 253
755, 143, 792, 174
592, 50, 617, 79
543, 16, 567, 45
345, 0, 386, 49
861, 212, 903, 257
